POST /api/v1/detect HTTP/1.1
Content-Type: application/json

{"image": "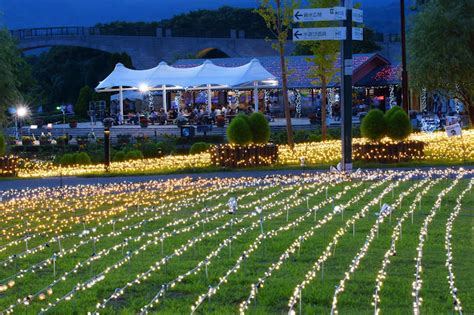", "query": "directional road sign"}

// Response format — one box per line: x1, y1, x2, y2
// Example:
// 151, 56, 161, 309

293, 27, 363, 41
293, 7, 363, 23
